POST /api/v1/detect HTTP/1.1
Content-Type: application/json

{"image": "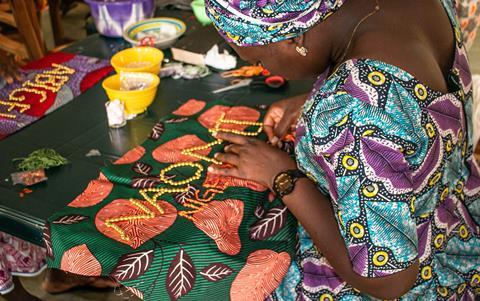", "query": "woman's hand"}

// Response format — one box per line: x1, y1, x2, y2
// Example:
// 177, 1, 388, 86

263, 93, 308, 144
208, 131, 297, 189
0, 51, 21, 84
